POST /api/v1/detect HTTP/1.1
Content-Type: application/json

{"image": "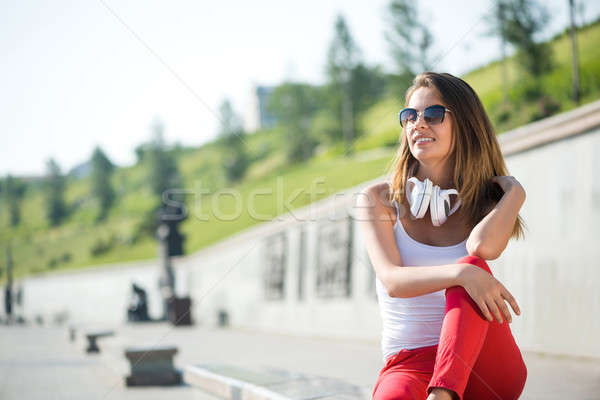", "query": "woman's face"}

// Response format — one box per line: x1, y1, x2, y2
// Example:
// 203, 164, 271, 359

404, 87, 454, 164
